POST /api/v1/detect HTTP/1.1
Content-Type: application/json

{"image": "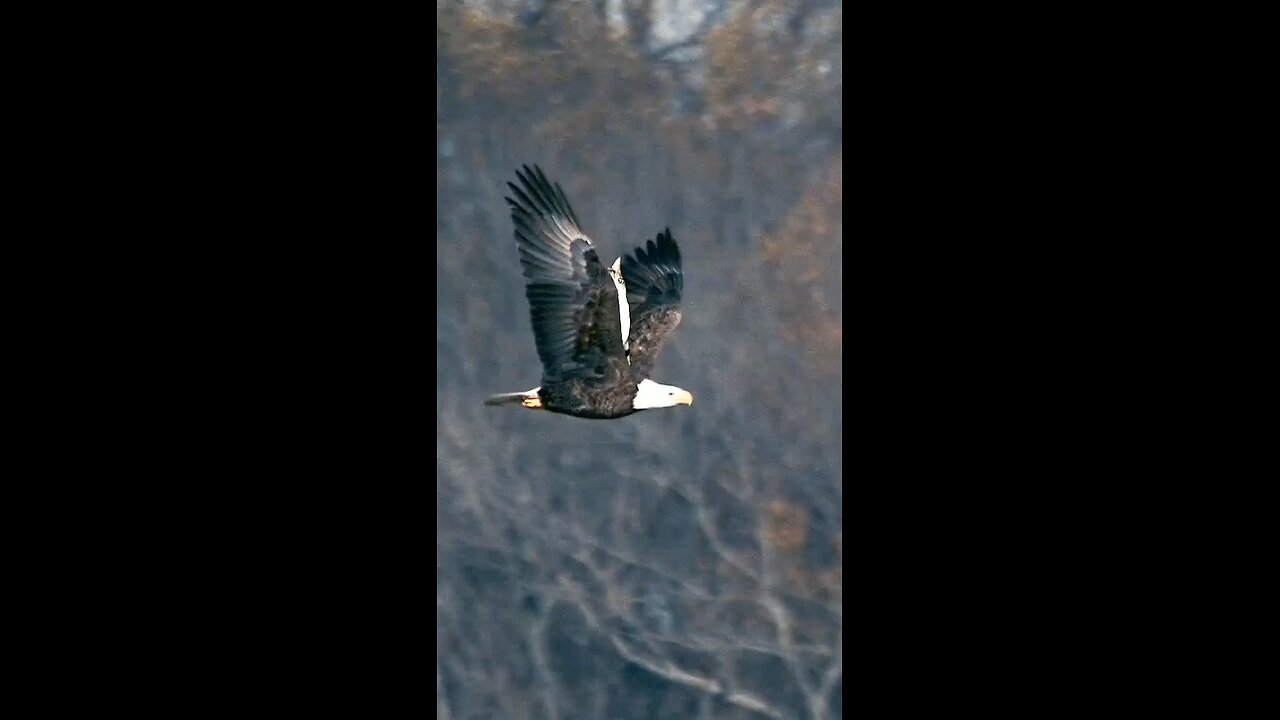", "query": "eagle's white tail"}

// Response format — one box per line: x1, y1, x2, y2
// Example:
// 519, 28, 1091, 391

483, 387, 542, 409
